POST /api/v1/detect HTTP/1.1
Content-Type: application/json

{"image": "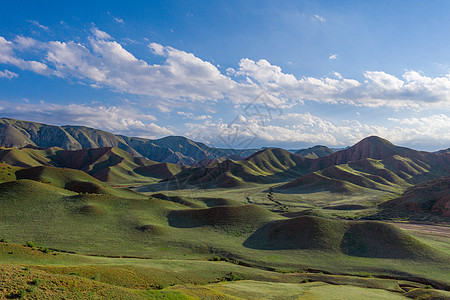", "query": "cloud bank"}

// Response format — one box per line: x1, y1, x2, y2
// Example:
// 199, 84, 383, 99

0, 28, 449, 108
